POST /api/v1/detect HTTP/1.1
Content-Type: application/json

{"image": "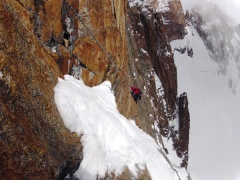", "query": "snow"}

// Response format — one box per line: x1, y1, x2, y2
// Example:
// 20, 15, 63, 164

54, 75, 179, 180
157, 0, 170, 13
155, 73, 168, 115
180, 0, 240, 25
171, 25, 240, 180
51, 46, 57, 53
154, 73, 189, 179
65, 17, 74, 34
71, 63, 82, 80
